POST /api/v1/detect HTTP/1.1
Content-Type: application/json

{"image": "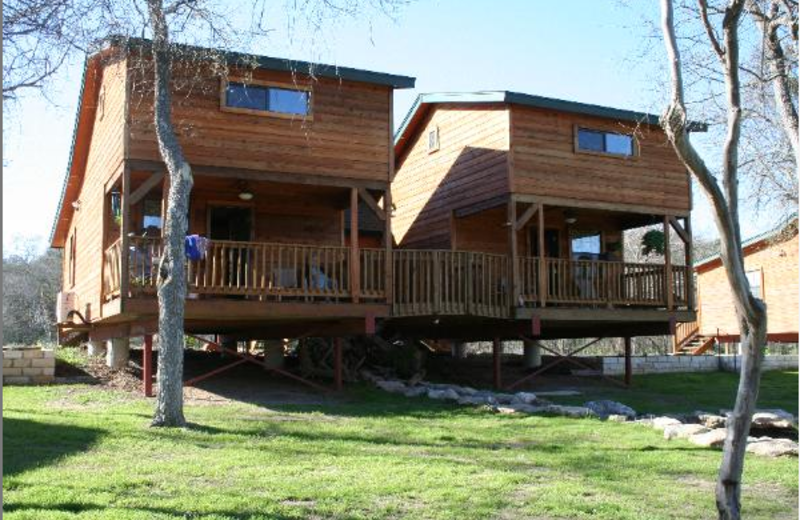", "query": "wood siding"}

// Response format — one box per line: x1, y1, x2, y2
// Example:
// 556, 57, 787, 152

127, 62, 392, 184
62, 58, 128, 321
696, 234, 798, 336
392, 105, 510, 249
510, 106, 690, 215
